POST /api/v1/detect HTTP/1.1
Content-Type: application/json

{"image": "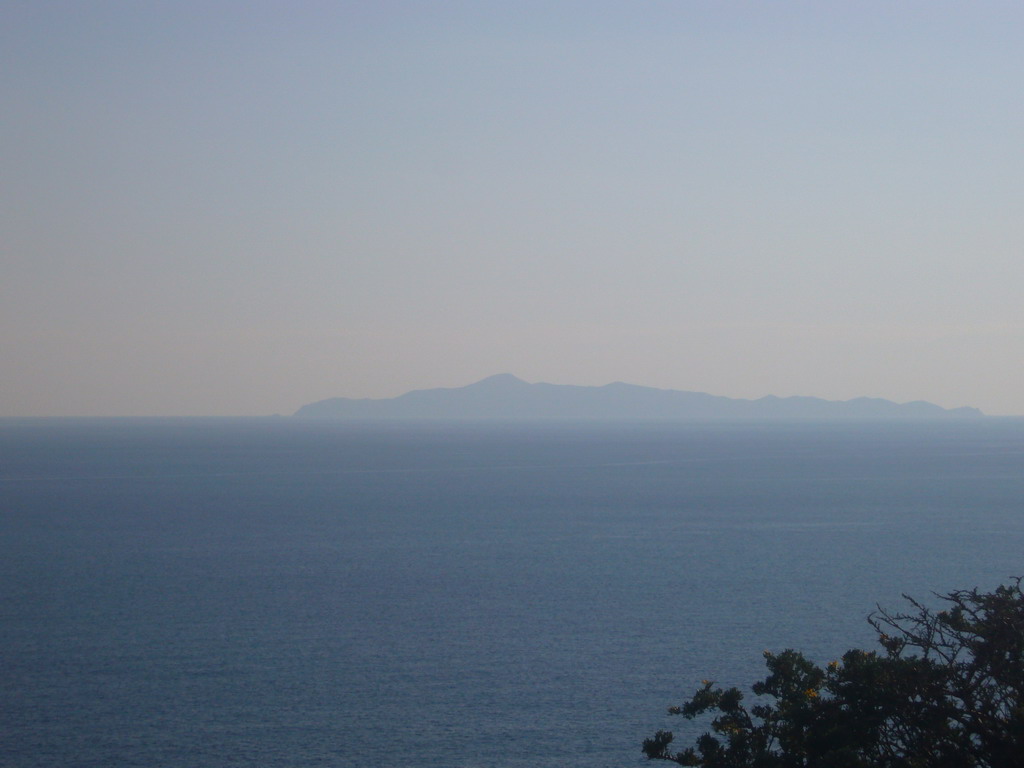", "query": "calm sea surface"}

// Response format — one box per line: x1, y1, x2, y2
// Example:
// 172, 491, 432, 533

2, 418, 1024, 767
